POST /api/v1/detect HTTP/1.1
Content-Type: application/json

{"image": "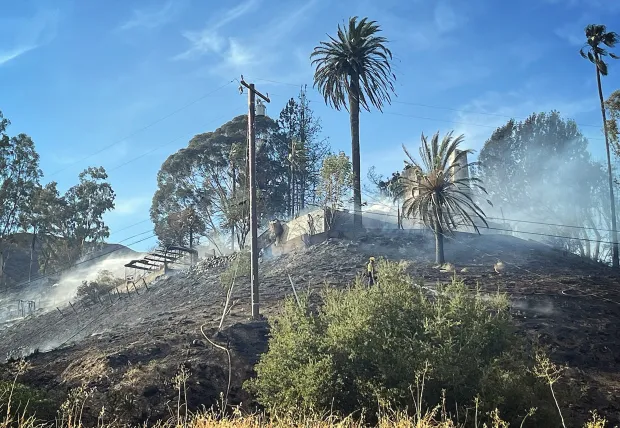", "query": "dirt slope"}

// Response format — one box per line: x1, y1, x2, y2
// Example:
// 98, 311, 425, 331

0, 230, 619, 426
